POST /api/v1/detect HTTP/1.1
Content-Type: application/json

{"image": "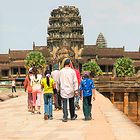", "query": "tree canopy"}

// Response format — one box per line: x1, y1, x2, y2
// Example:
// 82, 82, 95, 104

25, 51, 46, 69
82, 61, 103, 76
114, 57, 135, 77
